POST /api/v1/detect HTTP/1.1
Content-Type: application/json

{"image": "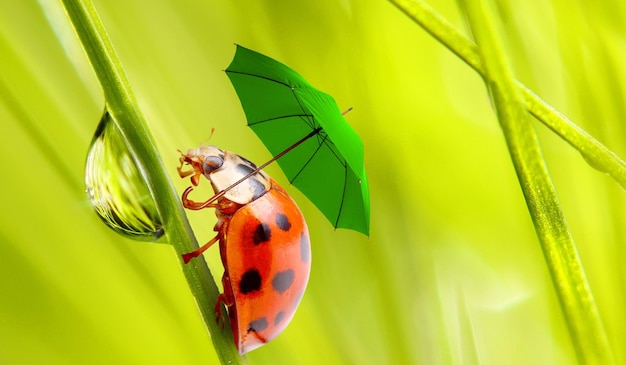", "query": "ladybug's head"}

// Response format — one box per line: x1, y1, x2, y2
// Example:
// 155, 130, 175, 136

177, 146, 225, 186
178, 147, 272, 204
